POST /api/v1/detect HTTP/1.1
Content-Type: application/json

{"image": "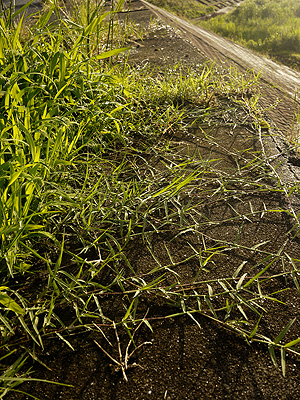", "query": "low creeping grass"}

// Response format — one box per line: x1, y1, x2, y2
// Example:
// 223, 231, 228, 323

0, 0, 300, 395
